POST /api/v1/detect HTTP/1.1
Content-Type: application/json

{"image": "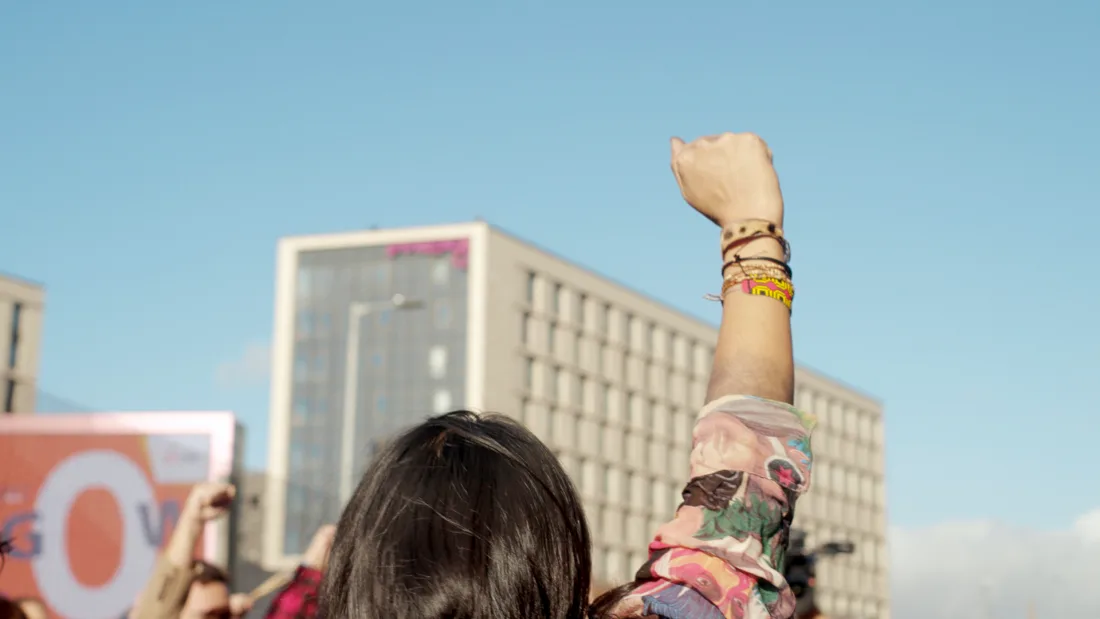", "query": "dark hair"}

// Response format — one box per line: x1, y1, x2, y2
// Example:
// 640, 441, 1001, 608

192, 560, 230, 586
184, 560, 230, 605
0, 598, 27, 619
320, 411, 592, 619
0, 537, 11, 569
